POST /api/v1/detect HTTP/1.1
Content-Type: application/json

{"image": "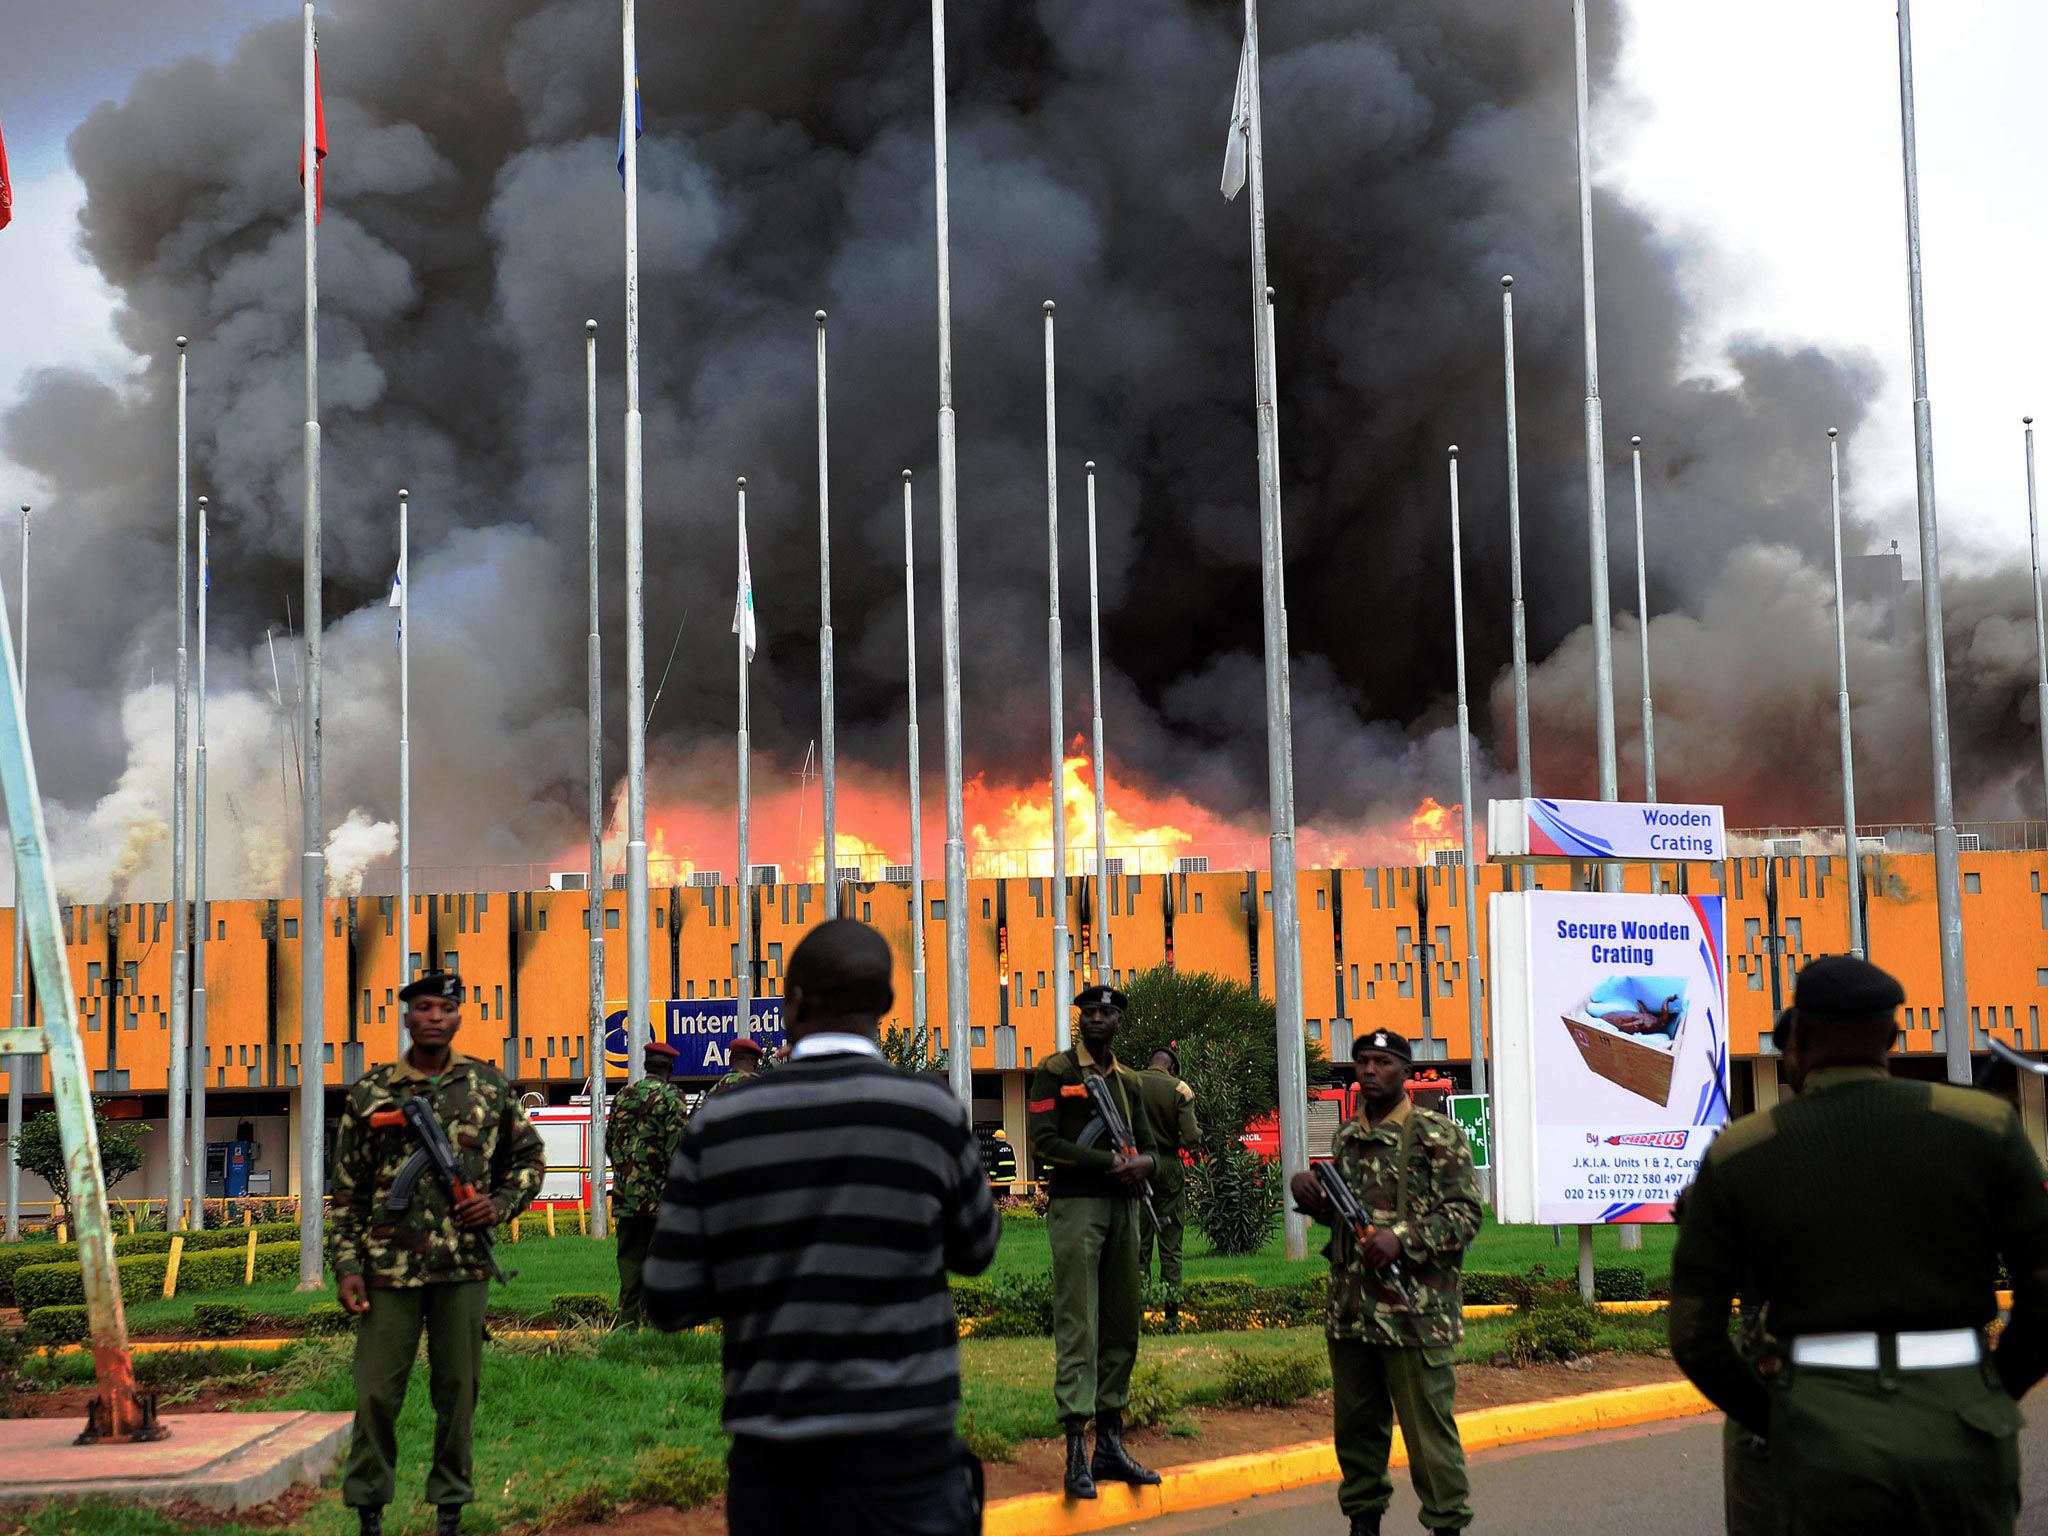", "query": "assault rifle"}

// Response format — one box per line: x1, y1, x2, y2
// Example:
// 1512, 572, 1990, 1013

1082, 1074, 1163, 1236
369, 1097, 517, 1286
1304, 1161, 1418, 1311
